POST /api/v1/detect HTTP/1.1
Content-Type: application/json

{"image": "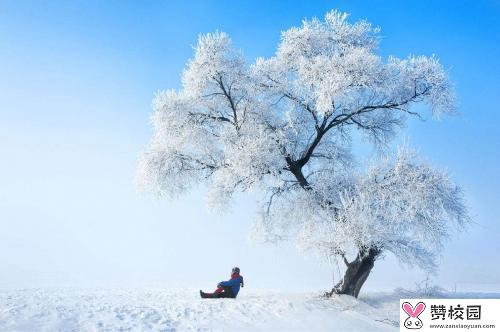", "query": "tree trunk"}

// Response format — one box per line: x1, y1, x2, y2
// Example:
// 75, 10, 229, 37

327, 247, 380, 298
